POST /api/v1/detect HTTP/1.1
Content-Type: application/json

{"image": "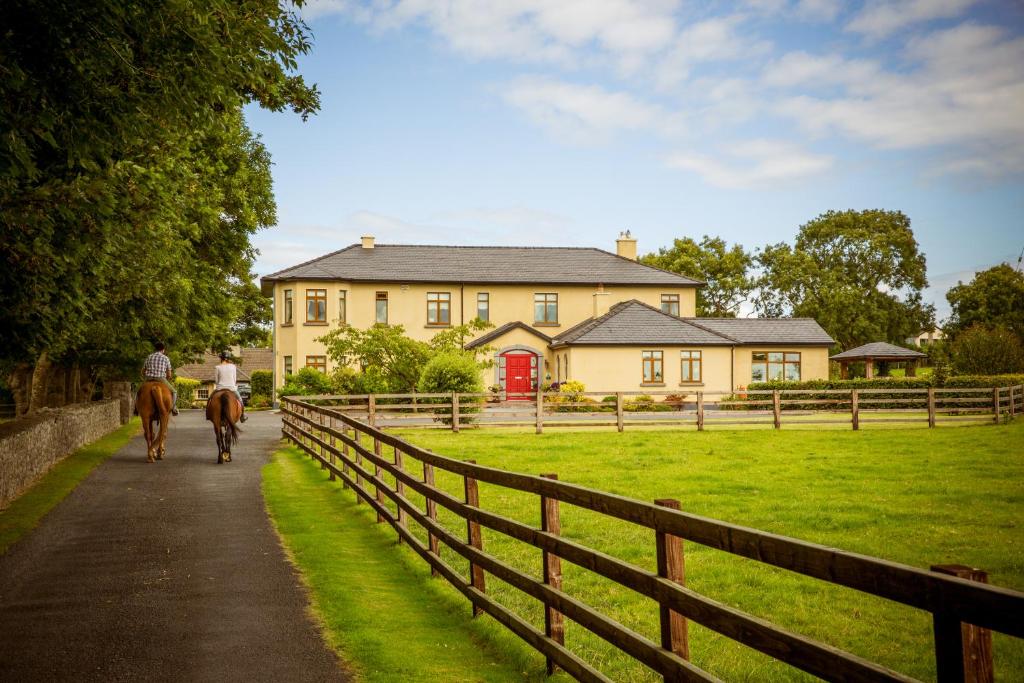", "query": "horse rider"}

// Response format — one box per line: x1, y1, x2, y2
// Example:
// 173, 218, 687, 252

215, 351, 247, 422
141, 341, 179, 416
